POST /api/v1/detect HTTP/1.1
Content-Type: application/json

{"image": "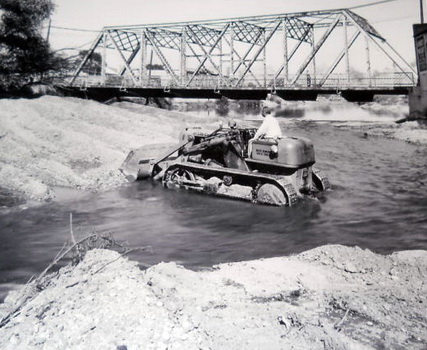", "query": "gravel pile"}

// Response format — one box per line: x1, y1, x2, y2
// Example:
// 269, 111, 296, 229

0, 96, 214, 201
1, 246, 426, 349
